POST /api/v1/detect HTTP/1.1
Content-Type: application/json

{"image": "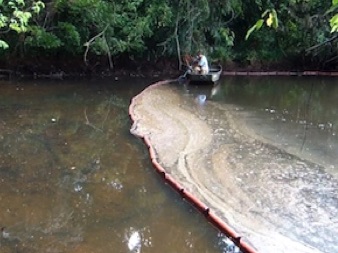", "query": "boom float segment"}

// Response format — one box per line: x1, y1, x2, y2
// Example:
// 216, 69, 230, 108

129, 79, 259, 253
